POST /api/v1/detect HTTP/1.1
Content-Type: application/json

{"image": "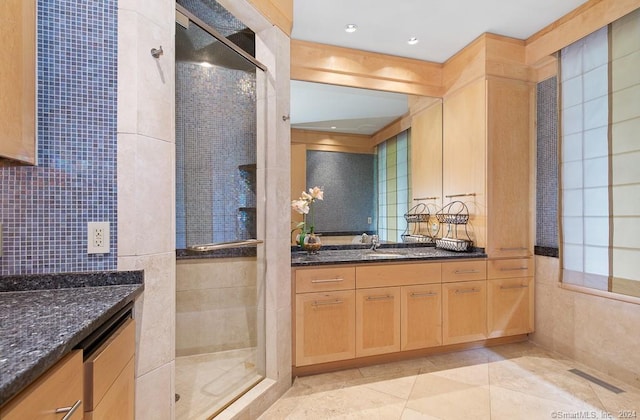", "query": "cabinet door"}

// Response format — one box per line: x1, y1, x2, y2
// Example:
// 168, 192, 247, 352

0, 0, 36, 165
442, 280, 487, 345
0, 351, 83, 420
486, 78, 532, 258
356, 287, 401, 357
401, 284, 442, 351
295, 290, 355, 366
488, 277, 533, 338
